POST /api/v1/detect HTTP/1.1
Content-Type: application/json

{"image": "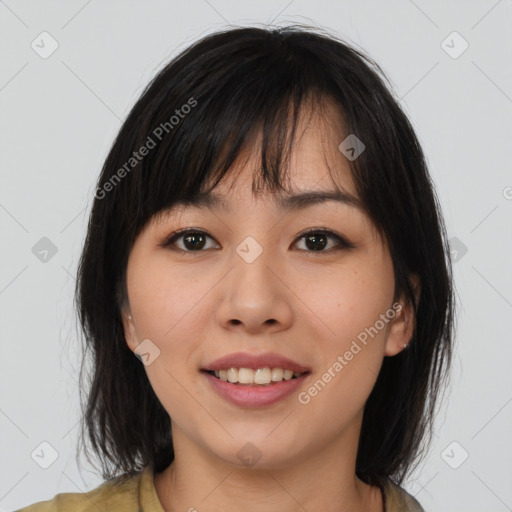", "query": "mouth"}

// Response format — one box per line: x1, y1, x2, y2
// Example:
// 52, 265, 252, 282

201, 368, 310, 386
201, 368, 311, 408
